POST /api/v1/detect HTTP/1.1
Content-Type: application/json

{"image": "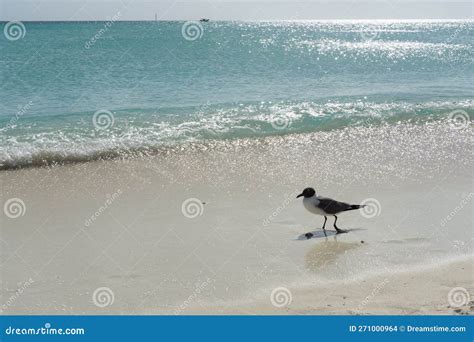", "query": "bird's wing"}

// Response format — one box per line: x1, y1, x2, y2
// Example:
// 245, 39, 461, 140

317, 197, 351, 214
